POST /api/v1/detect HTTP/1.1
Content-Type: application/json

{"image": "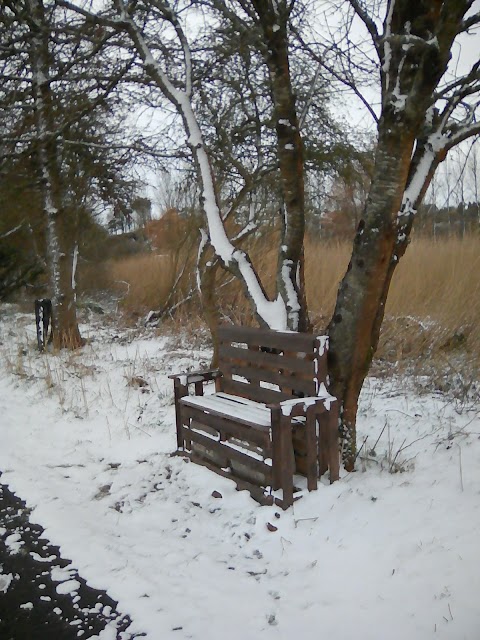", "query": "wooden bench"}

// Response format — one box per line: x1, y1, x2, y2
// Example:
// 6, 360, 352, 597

170, 325, 340, 508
